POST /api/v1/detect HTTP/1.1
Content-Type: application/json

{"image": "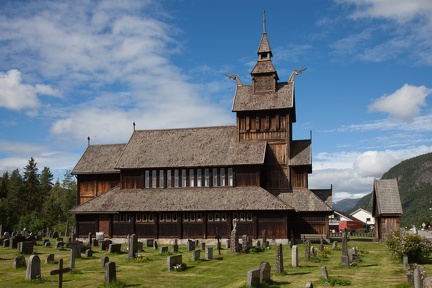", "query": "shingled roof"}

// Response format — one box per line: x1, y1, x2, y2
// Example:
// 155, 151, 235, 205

115, 126, 267, 169
69, 185, 293, 214
277, 188, 332, 212
372, 179, 403, 216
290, 140, 312, 167
232, 82, 294, 112
72, 144, 126, 175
